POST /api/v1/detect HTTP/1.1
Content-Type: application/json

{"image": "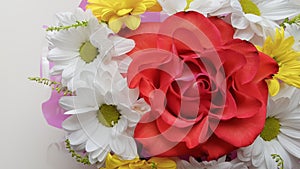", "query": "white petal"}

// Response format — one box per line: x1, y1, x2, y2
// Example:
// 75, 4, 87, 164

50, 30, 83, 51
157, 0, 187, 15
278, 133, 300, 158
90, 148, 102, 159
97, 147, 110, 162
61, 60, 78, 79
118, 57, 132, 73
69, 119, 98, 145
244, 14, 262, 23
85, 125, 111, 152
230, 0, 243, 12
59, 93, 97, 110
250, 138, 265, 167
231, 13, 249, 29
234, 27, 255, 40
59, 96, 76, 110
118, 104, 140, 123
49, 65, 66, 75
261, 2, 300, 20
112, 116, 128, 134
65, 107, 97, 115
88, 154, 99, 164
281, 116, 300, 129
110, 135, 137, 160
62, 113, 96, 131
68, 129, 88, 145
76, 87, 99, 107
48, 48, 79, 62
249, 22, 264, 37
111, 36, 135, 56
